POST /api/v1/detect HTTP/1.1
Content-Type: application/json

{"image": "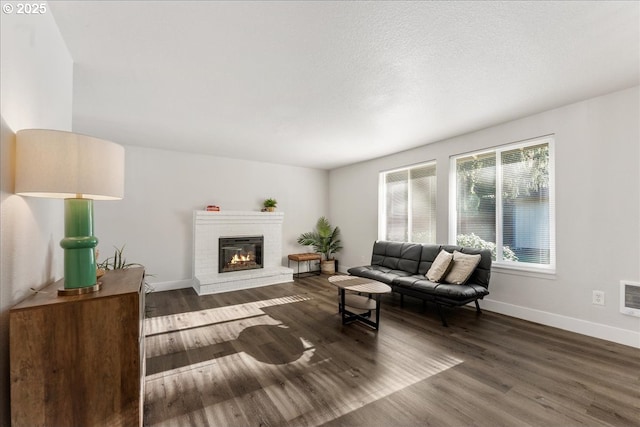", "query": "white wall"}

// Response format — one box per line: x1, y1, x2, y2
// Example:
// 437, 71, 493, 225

330, 86, 640, 348
94, 145, 329, 290
0, 6, 73, 425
